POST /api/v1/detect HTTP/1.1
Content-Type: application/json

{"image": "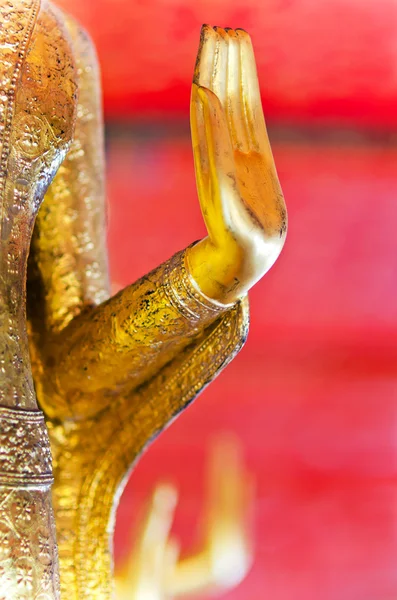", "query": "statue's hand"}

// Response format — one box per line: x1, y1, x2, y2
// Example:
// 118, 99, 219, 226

187, 25, 287, 304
